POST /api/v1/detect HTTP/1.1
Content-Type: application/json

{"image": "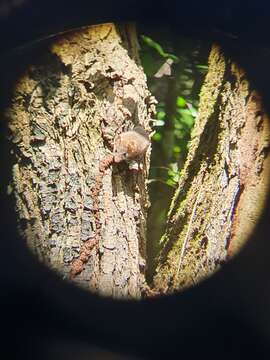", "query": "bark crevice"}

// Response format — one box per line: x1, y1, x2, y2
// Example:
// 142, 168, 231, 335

6, 23, 155, 299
